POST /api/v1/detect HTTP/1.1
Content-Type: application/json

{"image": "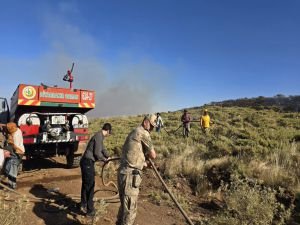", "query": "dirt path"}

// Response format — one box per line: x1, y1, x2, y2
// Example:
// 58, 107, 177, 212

4, 157, 189, 225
